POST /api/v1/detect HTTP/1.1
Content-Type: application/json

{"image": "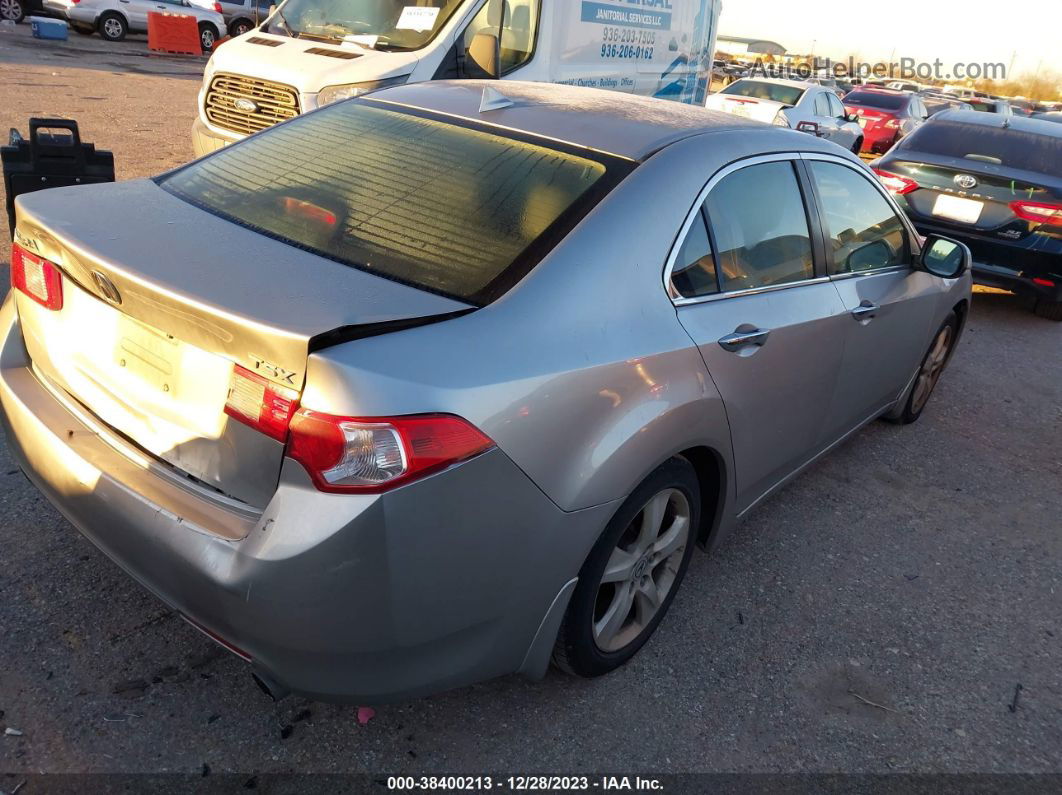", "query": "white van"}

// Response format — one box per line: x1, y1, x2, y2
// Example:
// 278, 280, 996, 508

192, 0, 723, 156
